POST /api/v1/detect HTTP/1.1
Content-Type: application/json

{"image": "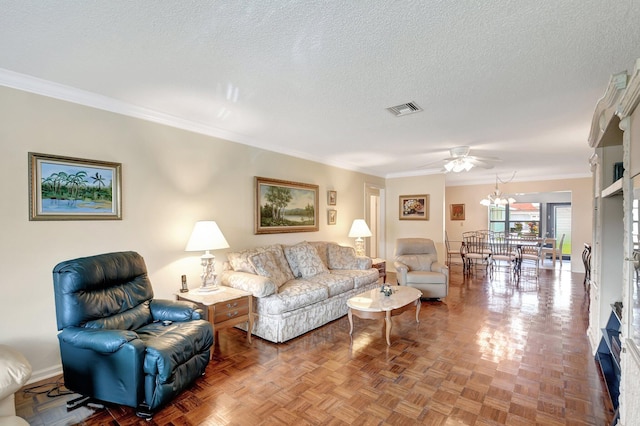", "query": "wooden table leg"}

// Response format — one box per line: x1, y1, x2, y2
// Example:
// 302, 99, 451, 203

348, 308, 354, 336
415, 298, 421, 323
385, 310, 392, 346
